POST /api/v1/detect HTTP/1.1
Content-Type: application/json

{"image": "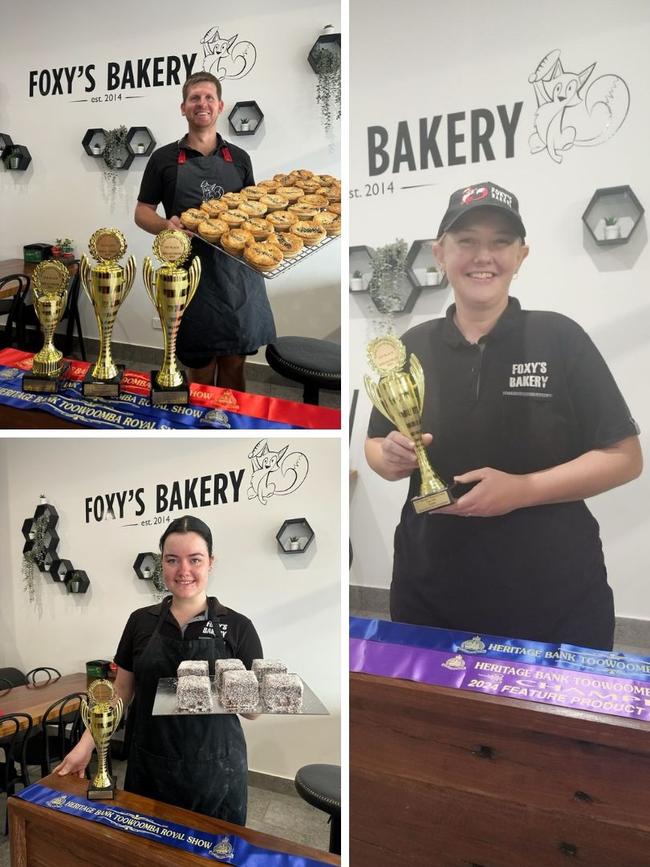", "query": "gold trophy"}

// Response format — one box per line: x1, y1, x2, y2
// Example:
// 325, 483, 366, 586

22, 259, 71, 393
80, 679, 124, 800
364, 335, 455, 513
80, 228, 136, 398
143, 230, 201, 405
